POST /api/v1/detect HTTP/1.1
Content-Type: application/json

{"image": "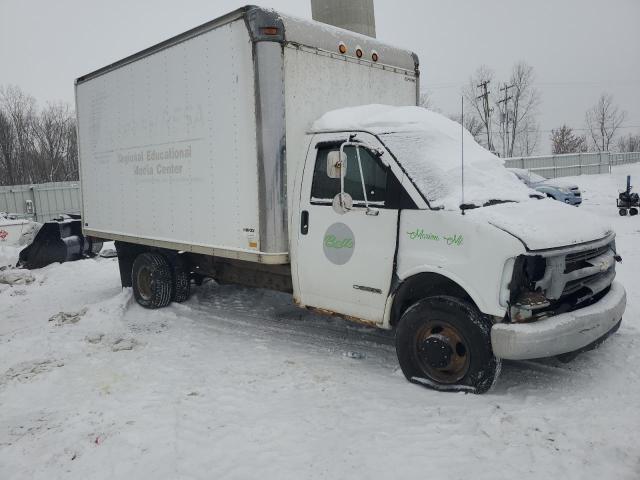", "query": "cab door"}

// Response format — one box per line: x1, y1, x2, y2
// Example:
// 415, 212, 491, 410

295, 132, 408, 324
